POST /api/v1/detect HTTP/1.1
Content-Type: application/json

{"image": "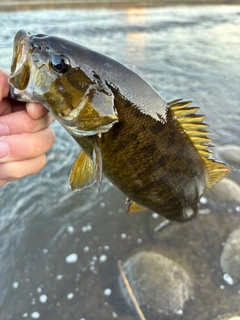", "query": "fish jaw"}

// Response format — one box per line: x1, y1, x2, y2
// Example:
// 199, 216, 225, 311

9, 30, 119, 136
9, 30, 52, 103
9, 30, 35, 102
